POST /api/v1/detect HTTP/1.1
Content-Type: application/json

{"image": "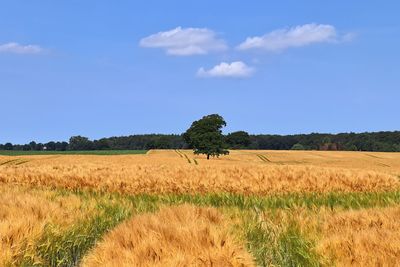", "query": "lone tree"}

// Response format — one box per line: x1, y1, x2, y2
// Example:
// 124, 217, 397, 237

183, 114, 229, 159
